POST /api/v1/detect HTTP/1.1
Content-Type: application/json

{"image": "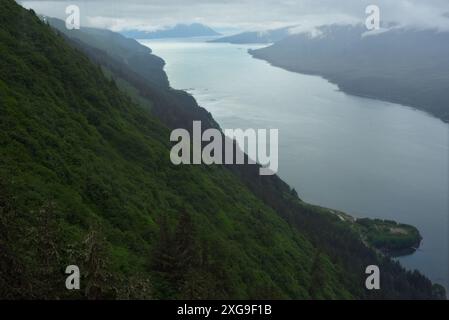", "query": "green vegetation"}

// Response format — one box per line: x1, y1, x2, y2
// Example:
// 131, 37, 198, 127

316, 208, 422, 257
250, 25, 449, 123
355, 219, 422, 257
0, 0, 445, 299
0, 0, 346, 299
